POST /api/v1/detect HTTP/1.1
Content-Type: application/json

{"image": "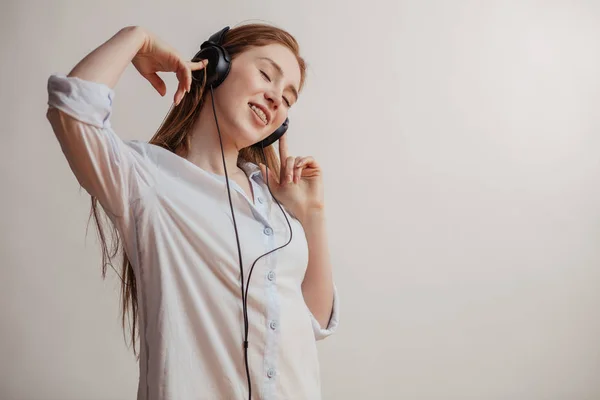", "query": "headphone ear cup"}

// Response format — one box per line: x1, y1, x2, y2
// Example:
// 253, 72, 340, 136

191, 45, 231, 88
254, 118, 289, 148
